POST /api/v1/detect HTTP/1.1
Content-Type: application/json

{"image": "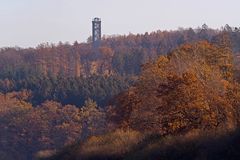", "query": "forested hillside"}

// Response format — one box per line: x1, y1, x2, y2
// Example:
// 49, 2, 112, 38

1, 25, 240, 107
1, 25, 240, 160
46, 35, 240, 160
